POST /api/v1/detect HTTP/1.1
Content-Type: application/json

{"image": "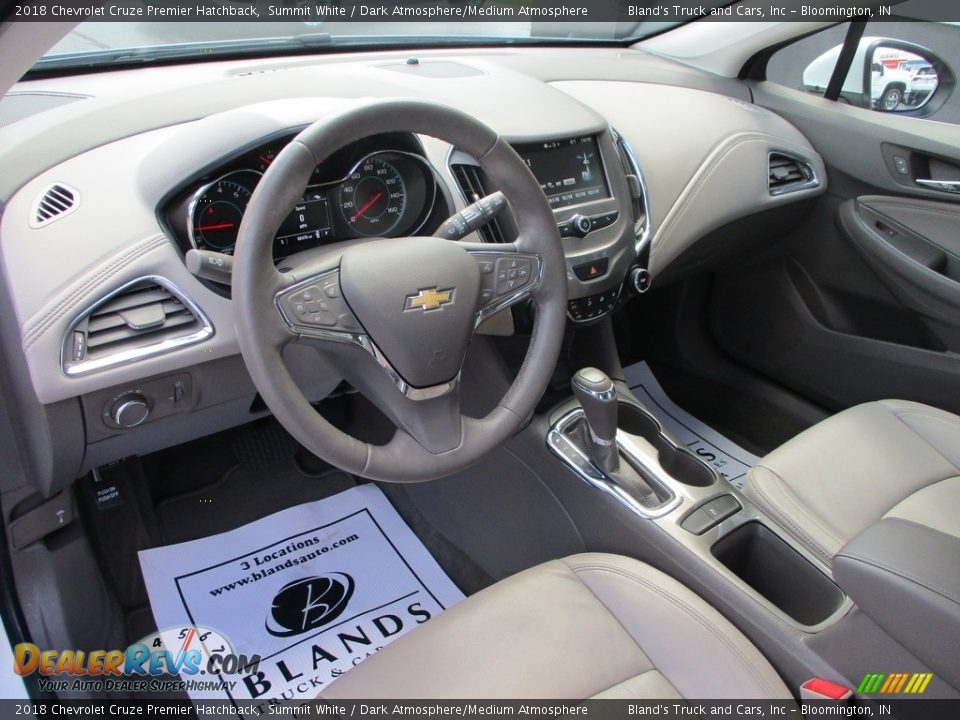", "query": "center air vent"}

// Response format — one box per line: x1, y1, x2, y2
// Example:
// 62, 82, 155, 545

62, 277, 213, 376
768, 153, 819, 196
31, 183, 78, 228
449, 162, 512, 243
